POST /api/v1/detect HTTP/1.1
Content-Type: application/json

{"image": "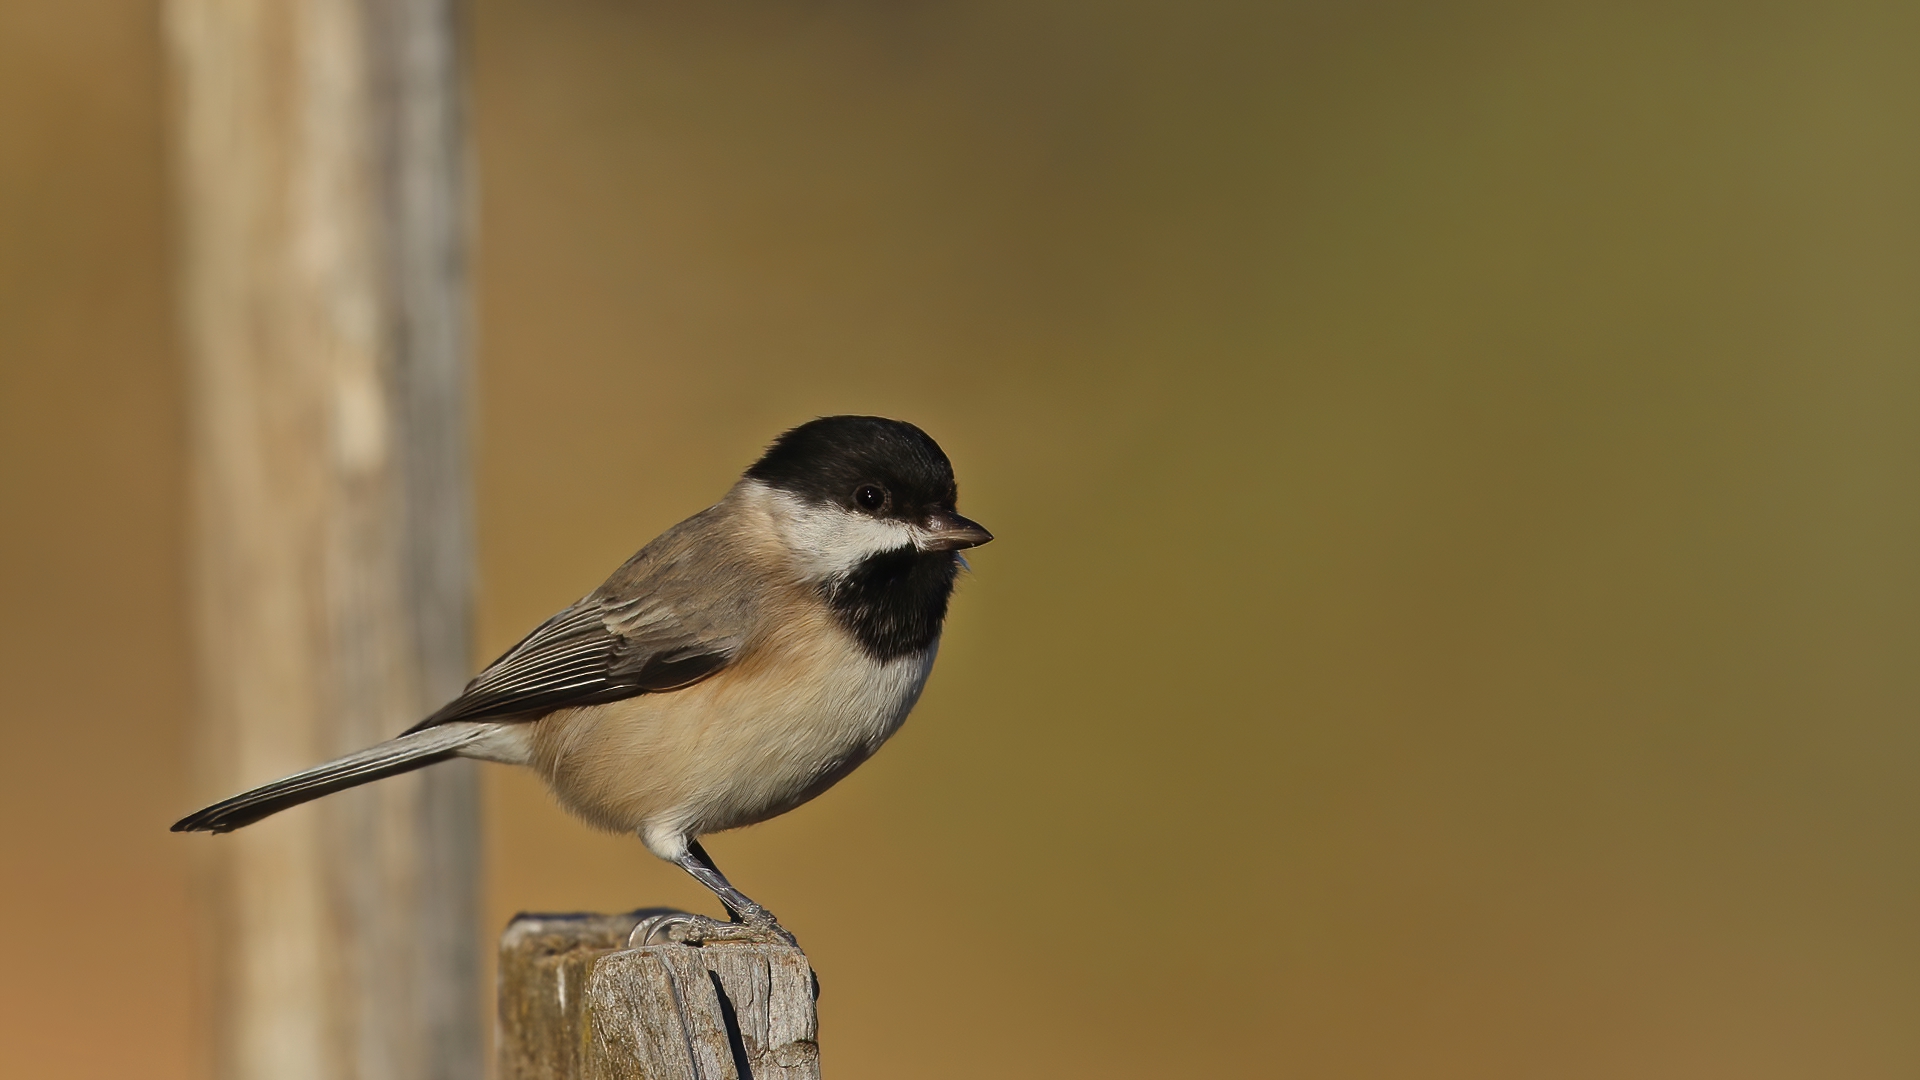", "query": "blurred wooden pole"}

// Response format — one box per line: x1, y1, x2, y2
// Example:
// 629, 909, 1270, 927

166, 2, 480, 1078
499, 913, 822, 1080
